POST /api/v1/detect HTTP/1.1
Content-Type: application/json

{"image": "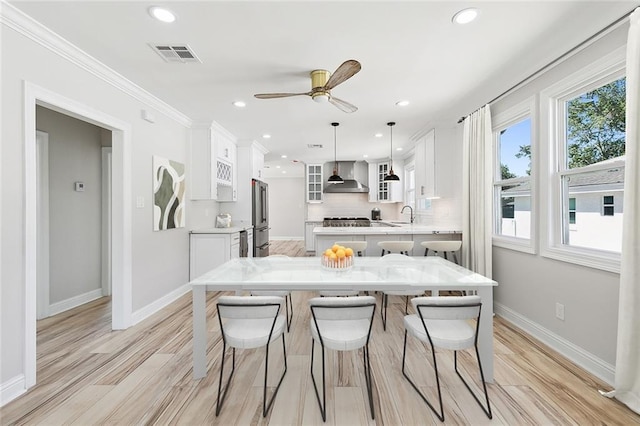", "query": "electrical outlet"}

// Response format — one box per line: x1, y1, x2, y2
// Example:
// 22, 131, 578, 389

136, 196, 144, 208
555, 302, 565, 321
